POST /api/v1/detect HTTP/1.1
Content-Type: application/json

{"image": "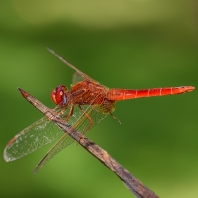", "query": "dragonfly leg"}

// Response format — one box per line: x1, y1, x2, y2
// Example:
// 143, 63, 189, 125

48, 106, 67, 118
110, 112, 121, 124
46, 105, 74, 133
52, 105, 74, 122
64, 105, 74, 122
78, 104, 93, 141
43, 108, 61, 121
54, 105, 75, 136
